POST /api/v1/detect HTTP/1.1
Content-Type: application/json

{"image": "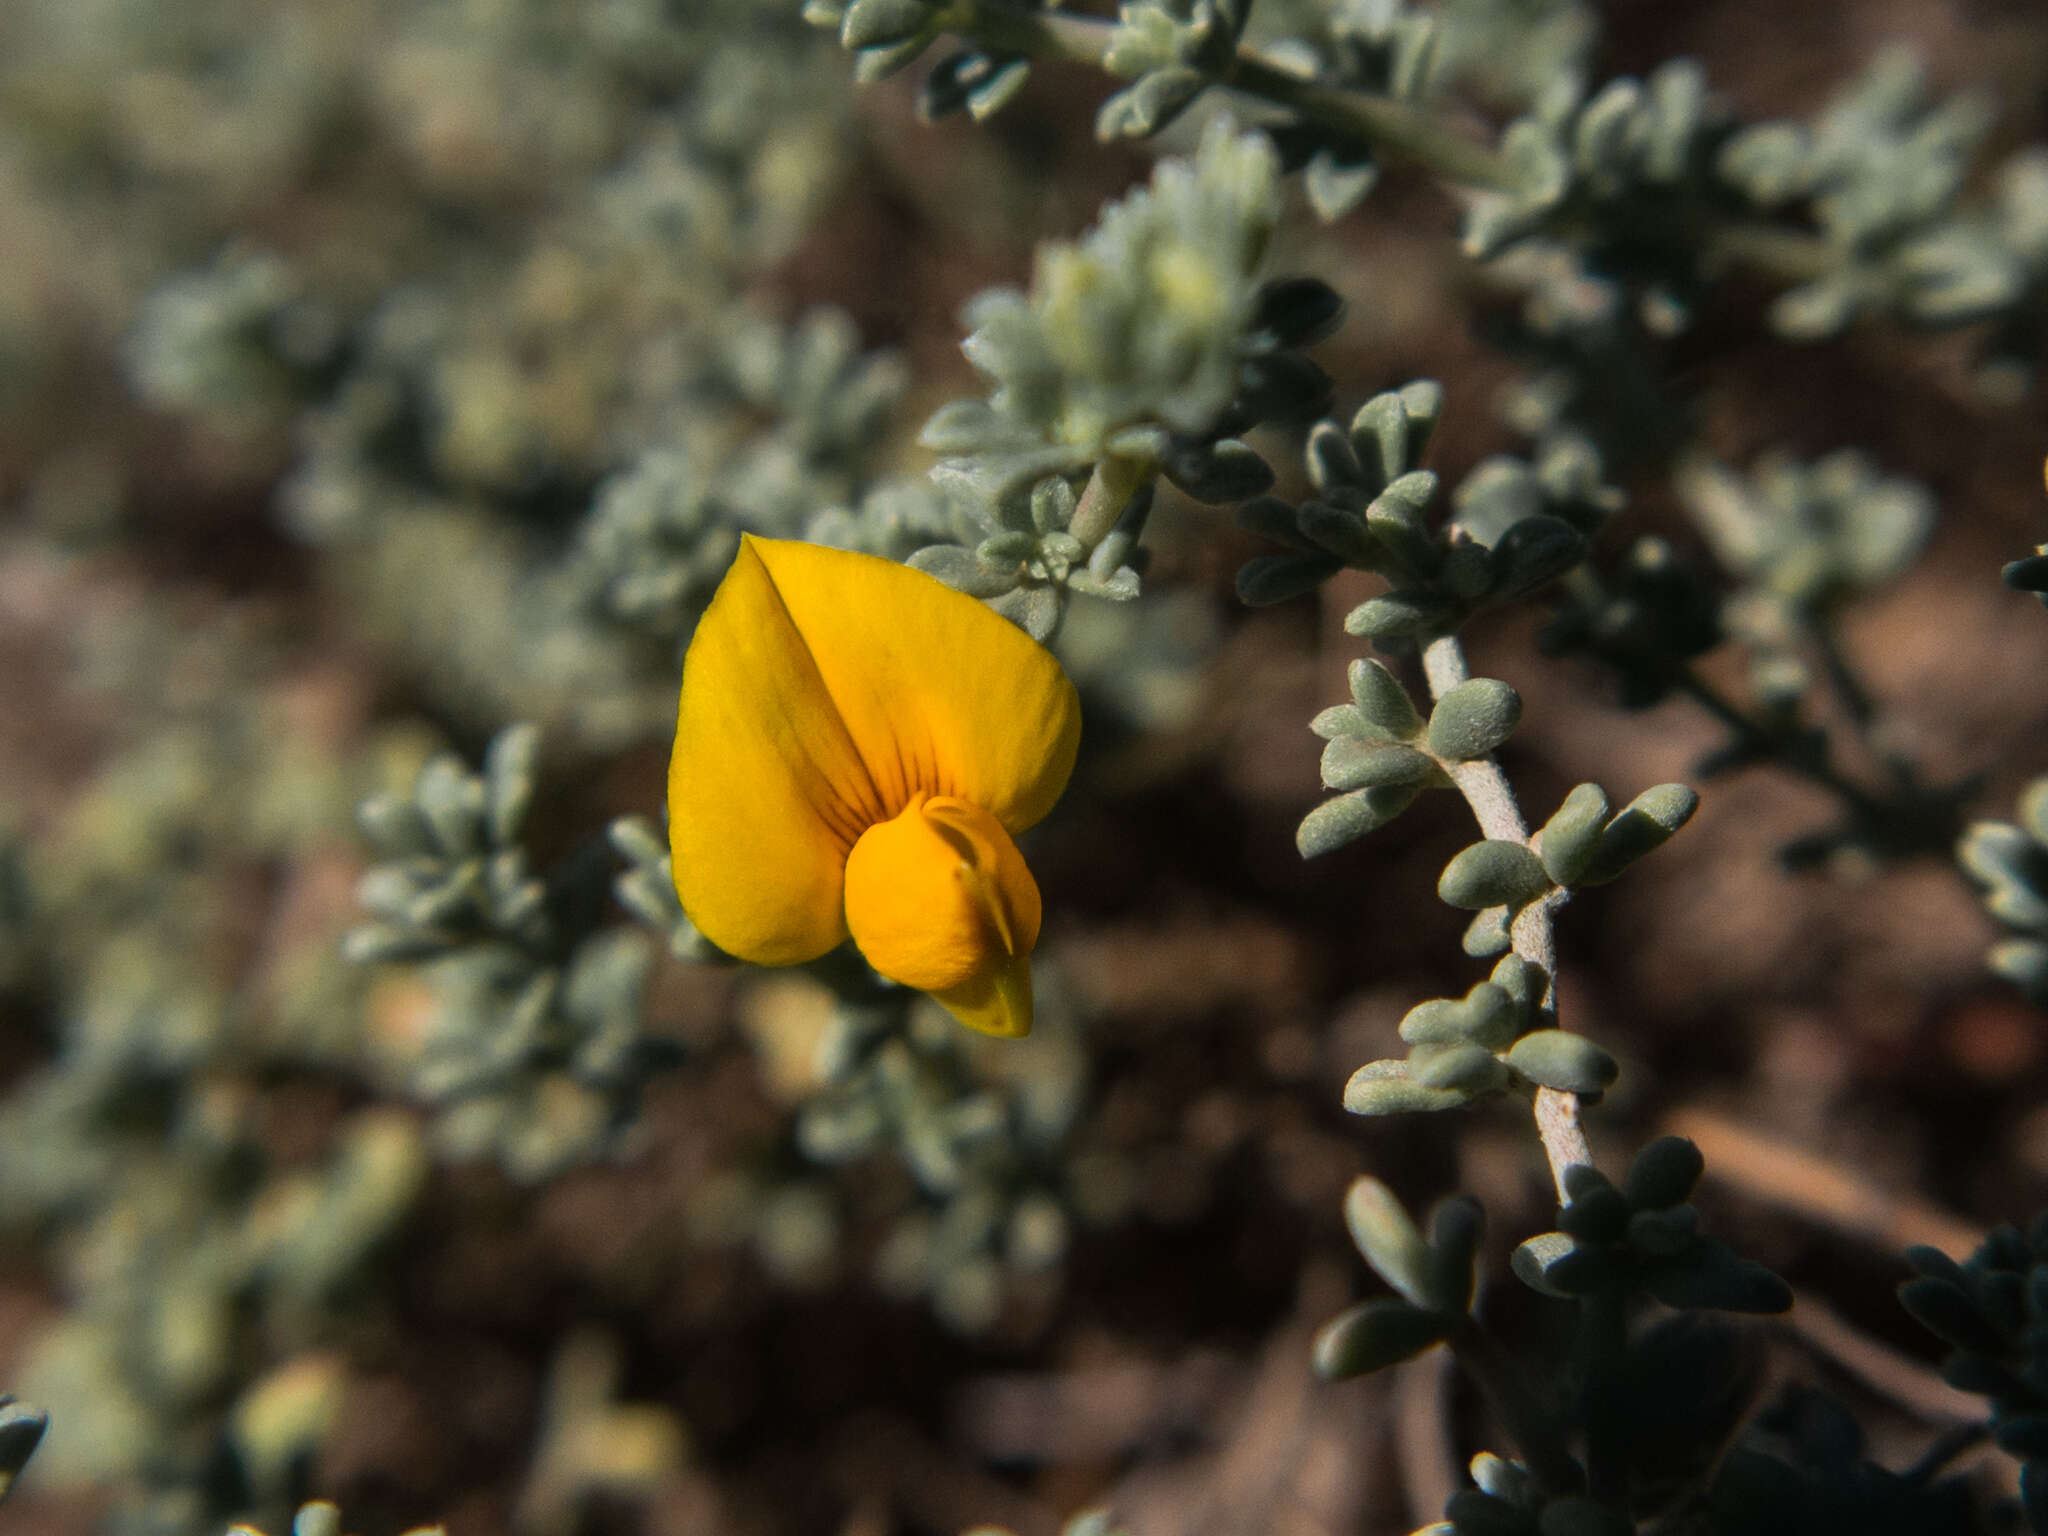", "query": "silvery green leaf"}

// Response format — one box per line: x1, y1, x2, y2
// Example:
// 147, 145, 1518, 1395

1305, 150, 1380, 222
1488, 515, 1586, 597
1624, 1136, 1705, 1210
1297, 785, 1420, 857
1538, 782, 1610, 885
1511, 1231, 1581, 1297
1237, 552, 1337, 605
1343, 1176, 1432, 1303
1409, 1041, 1510, 1094
1305, 421, 1363, 493
1296, 502, 1380, 566
1770, 275, 1861, 340
1424, 1197, 1482, 1314
1470, 1453, 1530, 1504
1312, 1298, 1453, 1379
840, 0, 928, 49
1349, 657, 1423, 739
342, 923, 447, 966
1310, 705, 1369, 741
1163, 438, 1273, 502
1490, 954, 1544, 1014
1439, 541, 1494, 601
1717, 121, 1811, 203
1345, 590, 1460, 643
1463, 906, 1512, 957
852, 33, 932, 81
919, 49, 992, 121
1095, 68, 1208, 142
1501, 117, 1569, 206
1577, 783, 1700, 884
1101, 0, 1185, 77
1320, 740, 1435, 792
910, 543, 1019, 598
1350, 391, 1409, 484
1399, 981, 1515, 1049
1066, 565, 1141, 600
1427, 679, 1521, 761
990, 583, 1062, 640
1572, 78, 1641, 186
1343, 1058, 1472, 1114
1438, 840, 1552, 911
414, 754, 484, 859
483, 723, 541, 847
357, 793, 434, 858
968, 58, 1032, 120
1236, 494, 1314, 549
1643, 59, 1707, 182
920, 398, 1012, 453
1370, 469, 1439, 522
1504, 1030, 1617, 1094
